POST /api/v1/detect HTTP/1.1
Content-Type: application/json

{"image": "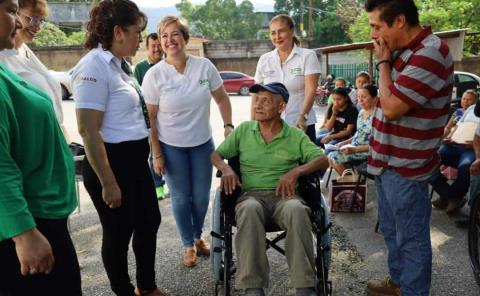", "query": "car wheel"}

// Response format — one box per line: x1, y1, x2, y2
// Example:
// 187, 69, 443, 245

61, 85, 70, 100
239, 85, 250, 96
